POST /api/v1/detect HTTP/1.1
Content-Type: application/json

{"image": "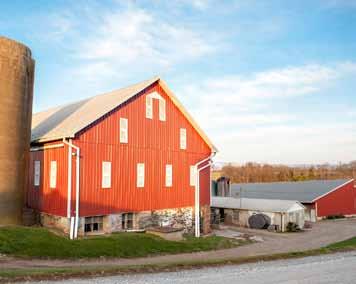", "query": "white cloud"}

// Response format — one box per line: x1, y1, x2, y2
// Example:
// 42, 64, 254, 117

176, 62, 356, 163
44, 5, 218, 85
180, 62, 356, 117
